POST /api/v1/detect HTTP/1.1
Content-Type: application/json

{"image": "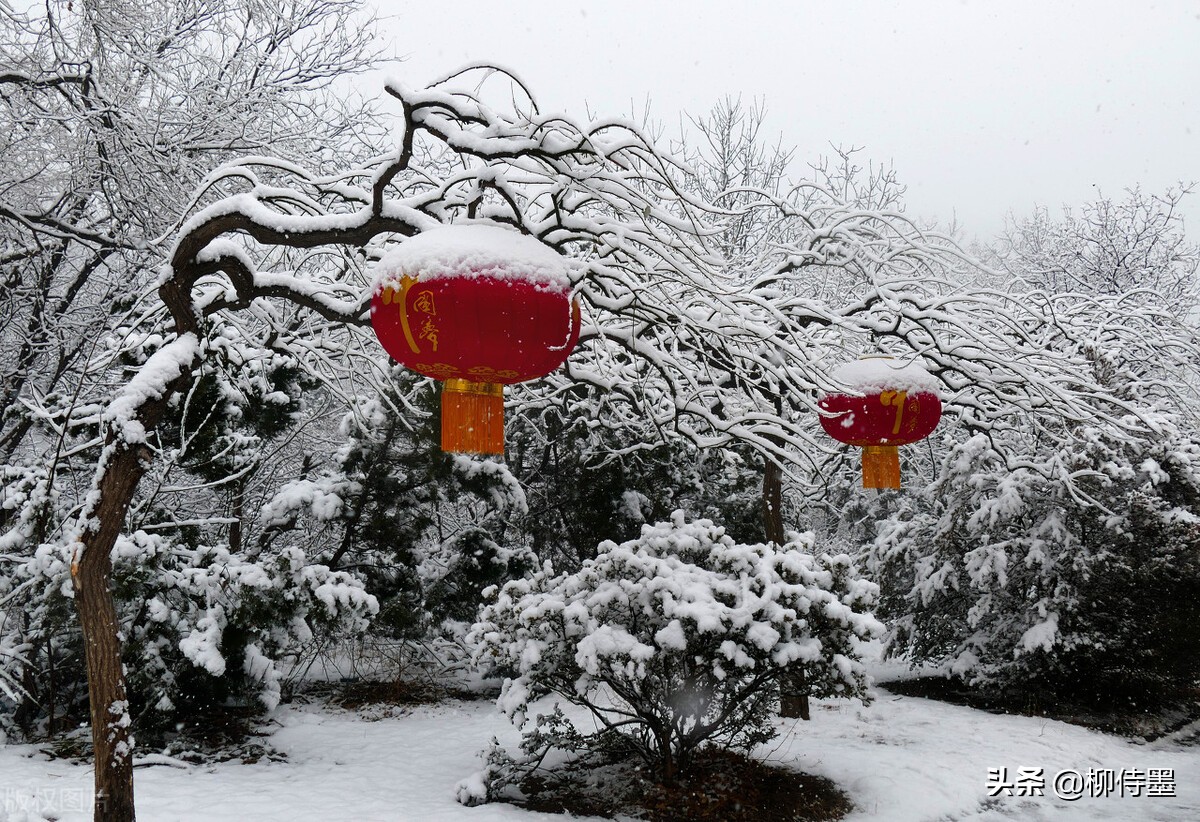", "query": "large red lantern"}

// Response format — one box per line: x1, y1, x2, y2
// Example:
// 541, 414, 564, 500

818, 356, 942, 489
370, 224, 580, 455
